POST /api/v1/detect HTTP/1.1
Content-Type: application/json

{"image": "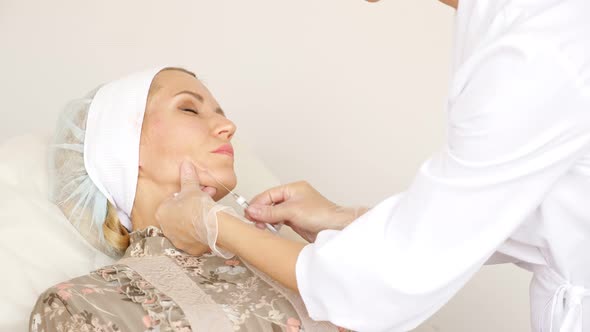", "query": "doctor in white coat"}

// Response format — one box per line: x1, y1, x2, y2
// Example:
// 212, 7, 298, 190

156, 0, 590, 330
